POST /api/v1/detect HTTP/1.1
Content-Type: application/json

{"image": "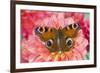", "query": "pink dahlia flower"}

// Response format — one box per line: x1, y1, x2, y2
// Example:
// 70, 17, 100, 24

21, 10, 89, 63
